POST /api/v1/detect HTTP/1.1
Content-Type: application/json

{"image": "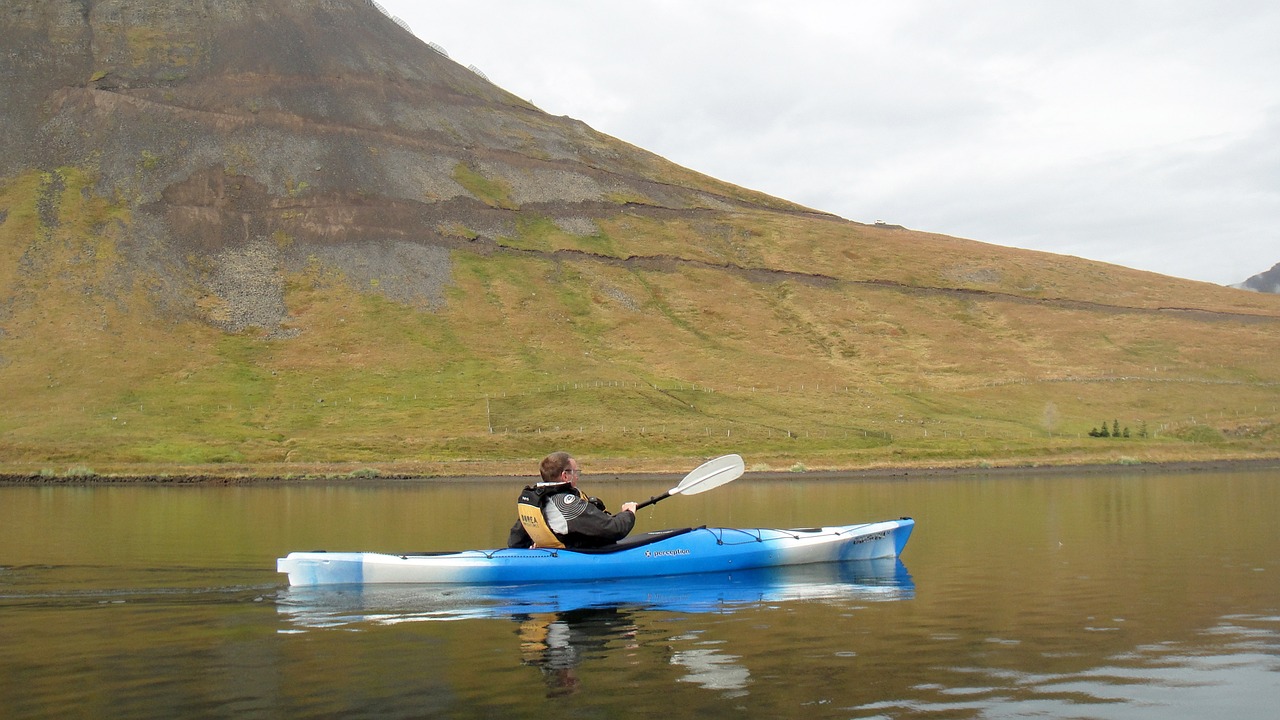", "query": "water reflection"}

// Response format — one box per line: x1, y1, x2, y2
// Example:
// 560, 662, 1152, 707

276, 557, 914, 627
670, 639, 750, 696
856, 613, 1280, 718
516, 607, 638, 697
278, 558, 914, 700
